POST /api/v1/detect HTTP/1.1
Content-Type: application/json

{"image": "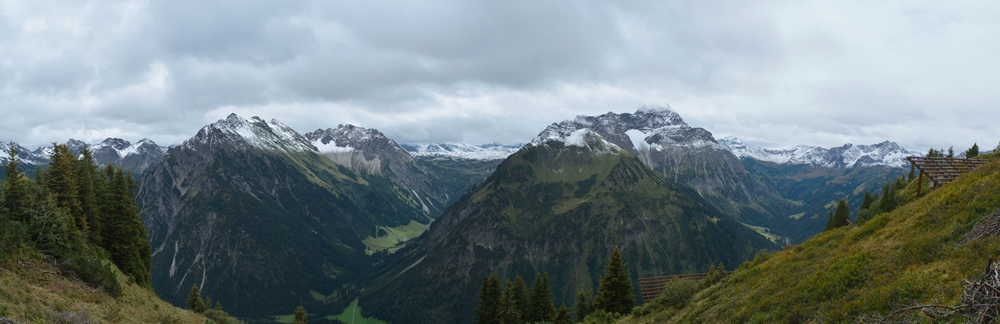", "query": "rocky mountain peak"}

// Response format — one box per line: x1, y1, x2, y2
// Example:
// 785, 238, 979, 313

186, 113, 316, 152
531, 106, 721, 154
